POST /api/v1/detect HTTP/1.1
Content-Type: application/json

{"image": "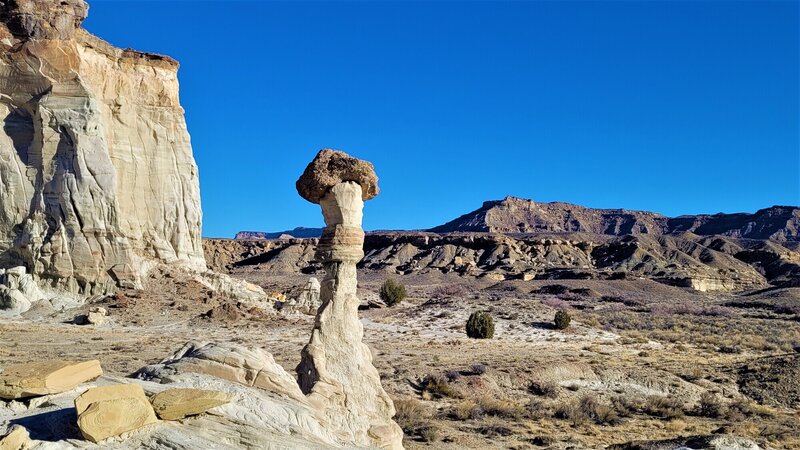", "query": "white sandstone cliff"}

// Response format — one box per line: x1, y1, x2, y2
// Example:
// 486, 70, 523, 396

0, 0, 205, 298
